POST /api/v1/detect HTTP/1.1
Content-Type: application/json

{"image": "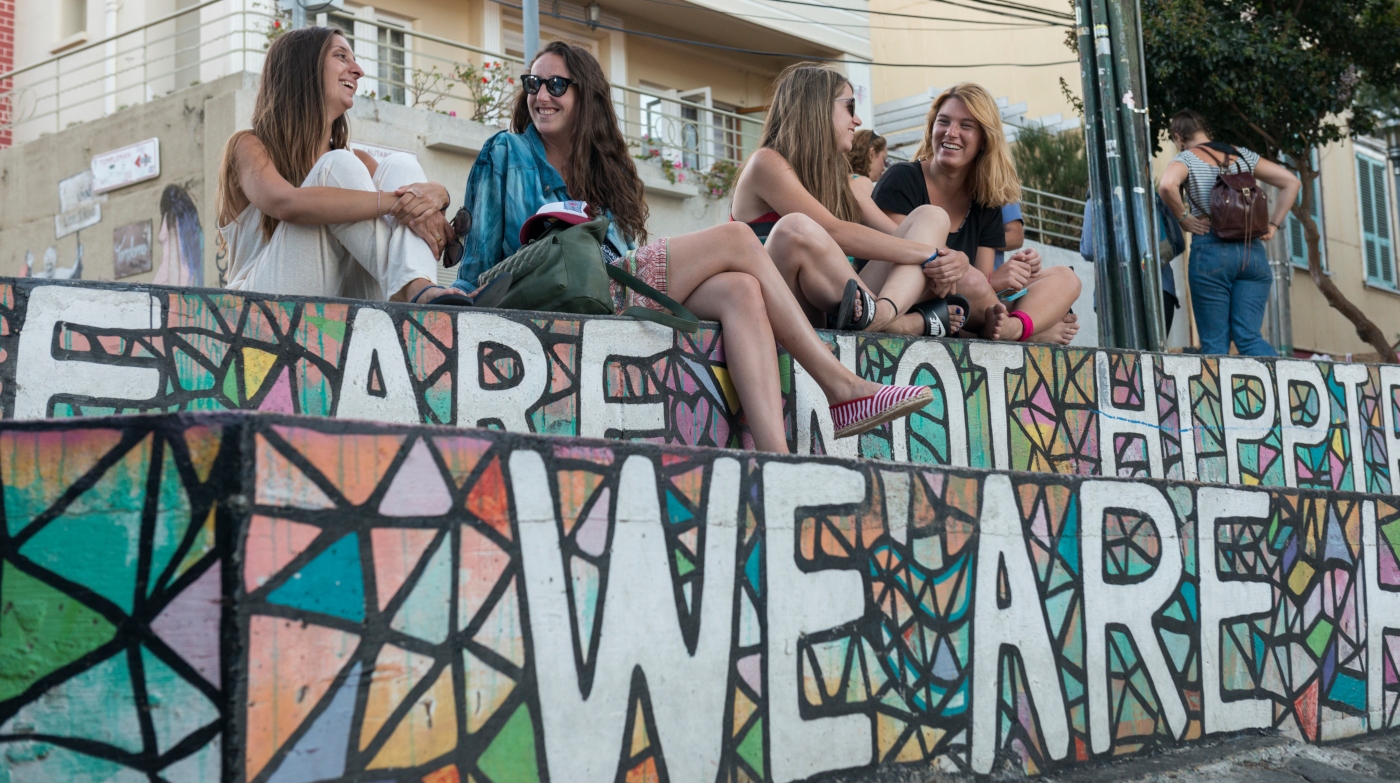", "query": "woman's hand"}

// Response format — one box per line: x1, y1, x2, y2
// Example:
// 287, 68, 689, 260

1260, 222, 1277, 242
409, 211, 454, 258
1008, 247, 1041, 280
1179, 213, 1211, 235
921, 247, 969, 293
390, 182, 451, 225
989, 256, 1032, 294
